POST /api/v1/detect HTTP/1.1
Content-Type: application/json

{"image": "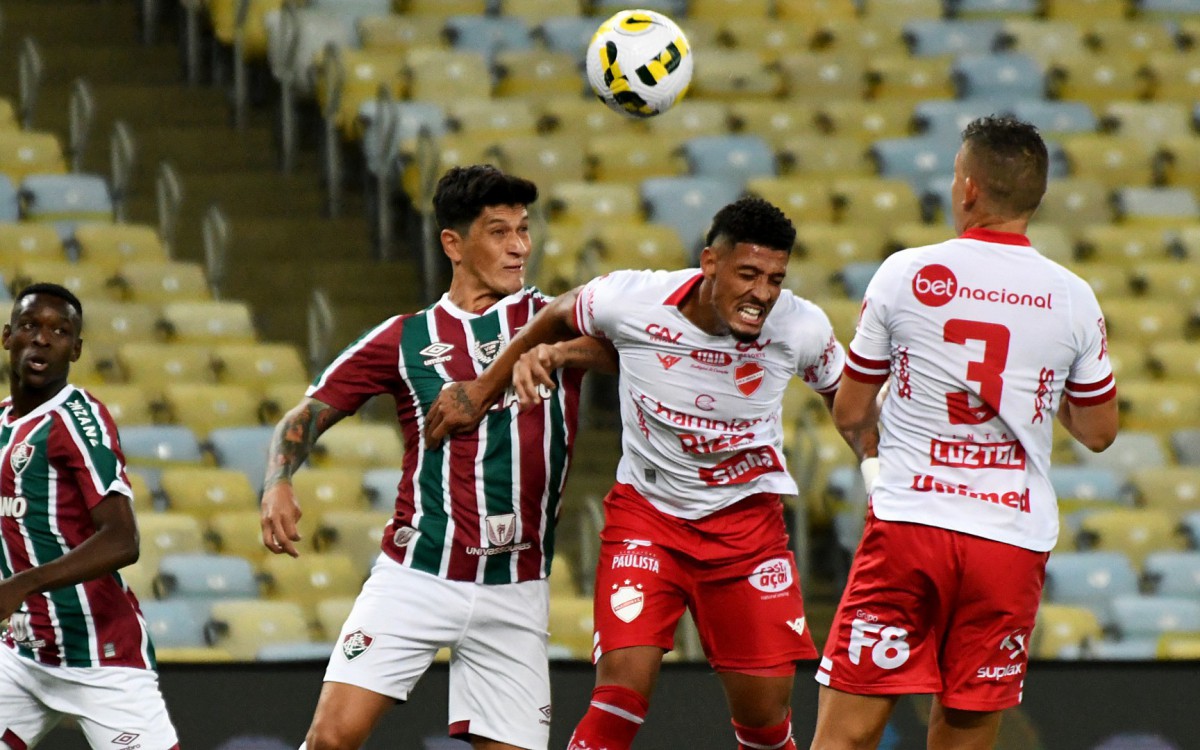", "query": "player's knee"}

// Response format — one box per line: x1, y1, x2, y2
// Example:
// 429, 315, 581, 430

305, 720, 365, 750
